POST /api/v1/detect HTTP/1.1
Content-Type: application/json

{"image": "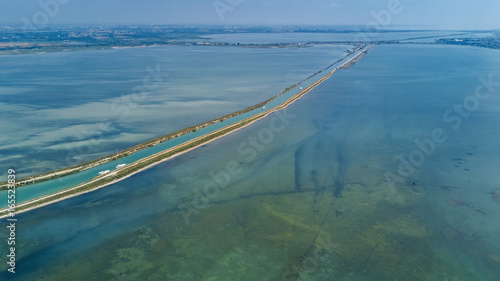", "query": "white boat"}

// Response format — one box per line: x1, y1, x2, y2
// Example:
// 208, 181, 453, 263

98, 170, 110, 176
116, 164, 126, 169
